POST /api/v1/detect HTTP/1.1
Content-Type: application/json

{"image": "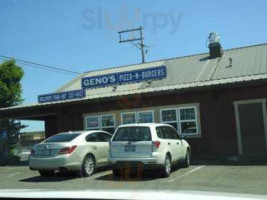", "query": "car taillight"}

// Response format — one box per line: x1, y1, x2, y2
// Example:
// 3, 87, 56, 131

30, 149, 35, 156
59, 145, 77, 154
152, 141, 161, 151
